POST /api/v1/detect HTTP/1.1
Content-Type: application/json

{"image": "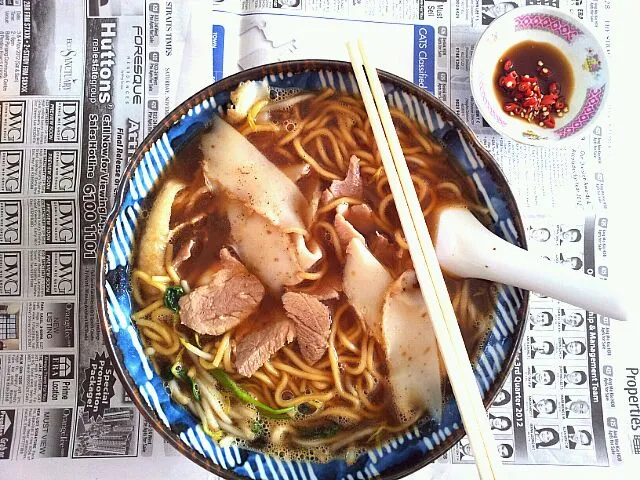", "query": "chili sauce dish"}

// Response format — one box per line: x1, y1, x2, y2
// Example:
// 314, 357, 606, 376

471, 6, 609, 146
